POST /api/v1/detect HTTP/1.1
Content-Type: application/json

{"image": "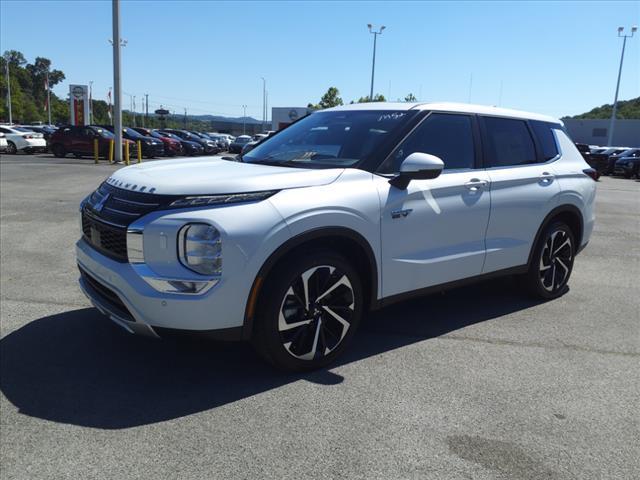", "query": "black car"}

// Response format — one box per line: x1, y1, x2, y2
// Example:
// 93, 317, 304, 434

157, 131, 204, 156
162, 129, 218, 154
613, 150, 640, 178
189, 131, 222, 154
99, 125, 164, 158
589, 147, 633, 175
